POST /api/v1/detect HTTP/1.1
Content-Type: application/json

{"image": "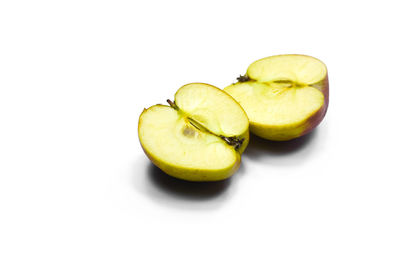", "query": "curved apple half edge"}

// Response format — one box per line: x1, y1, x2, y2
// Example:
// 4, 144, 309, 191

224, 54, 329, 141
138, 83, 249, 182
